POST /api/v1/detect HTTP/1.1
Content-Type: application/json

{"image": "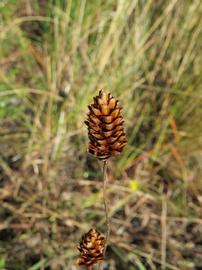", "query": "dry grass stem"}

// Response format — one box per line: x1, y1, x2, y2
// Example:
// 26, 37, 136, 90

102, 160, 110, 257
161, 194, 168, 270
